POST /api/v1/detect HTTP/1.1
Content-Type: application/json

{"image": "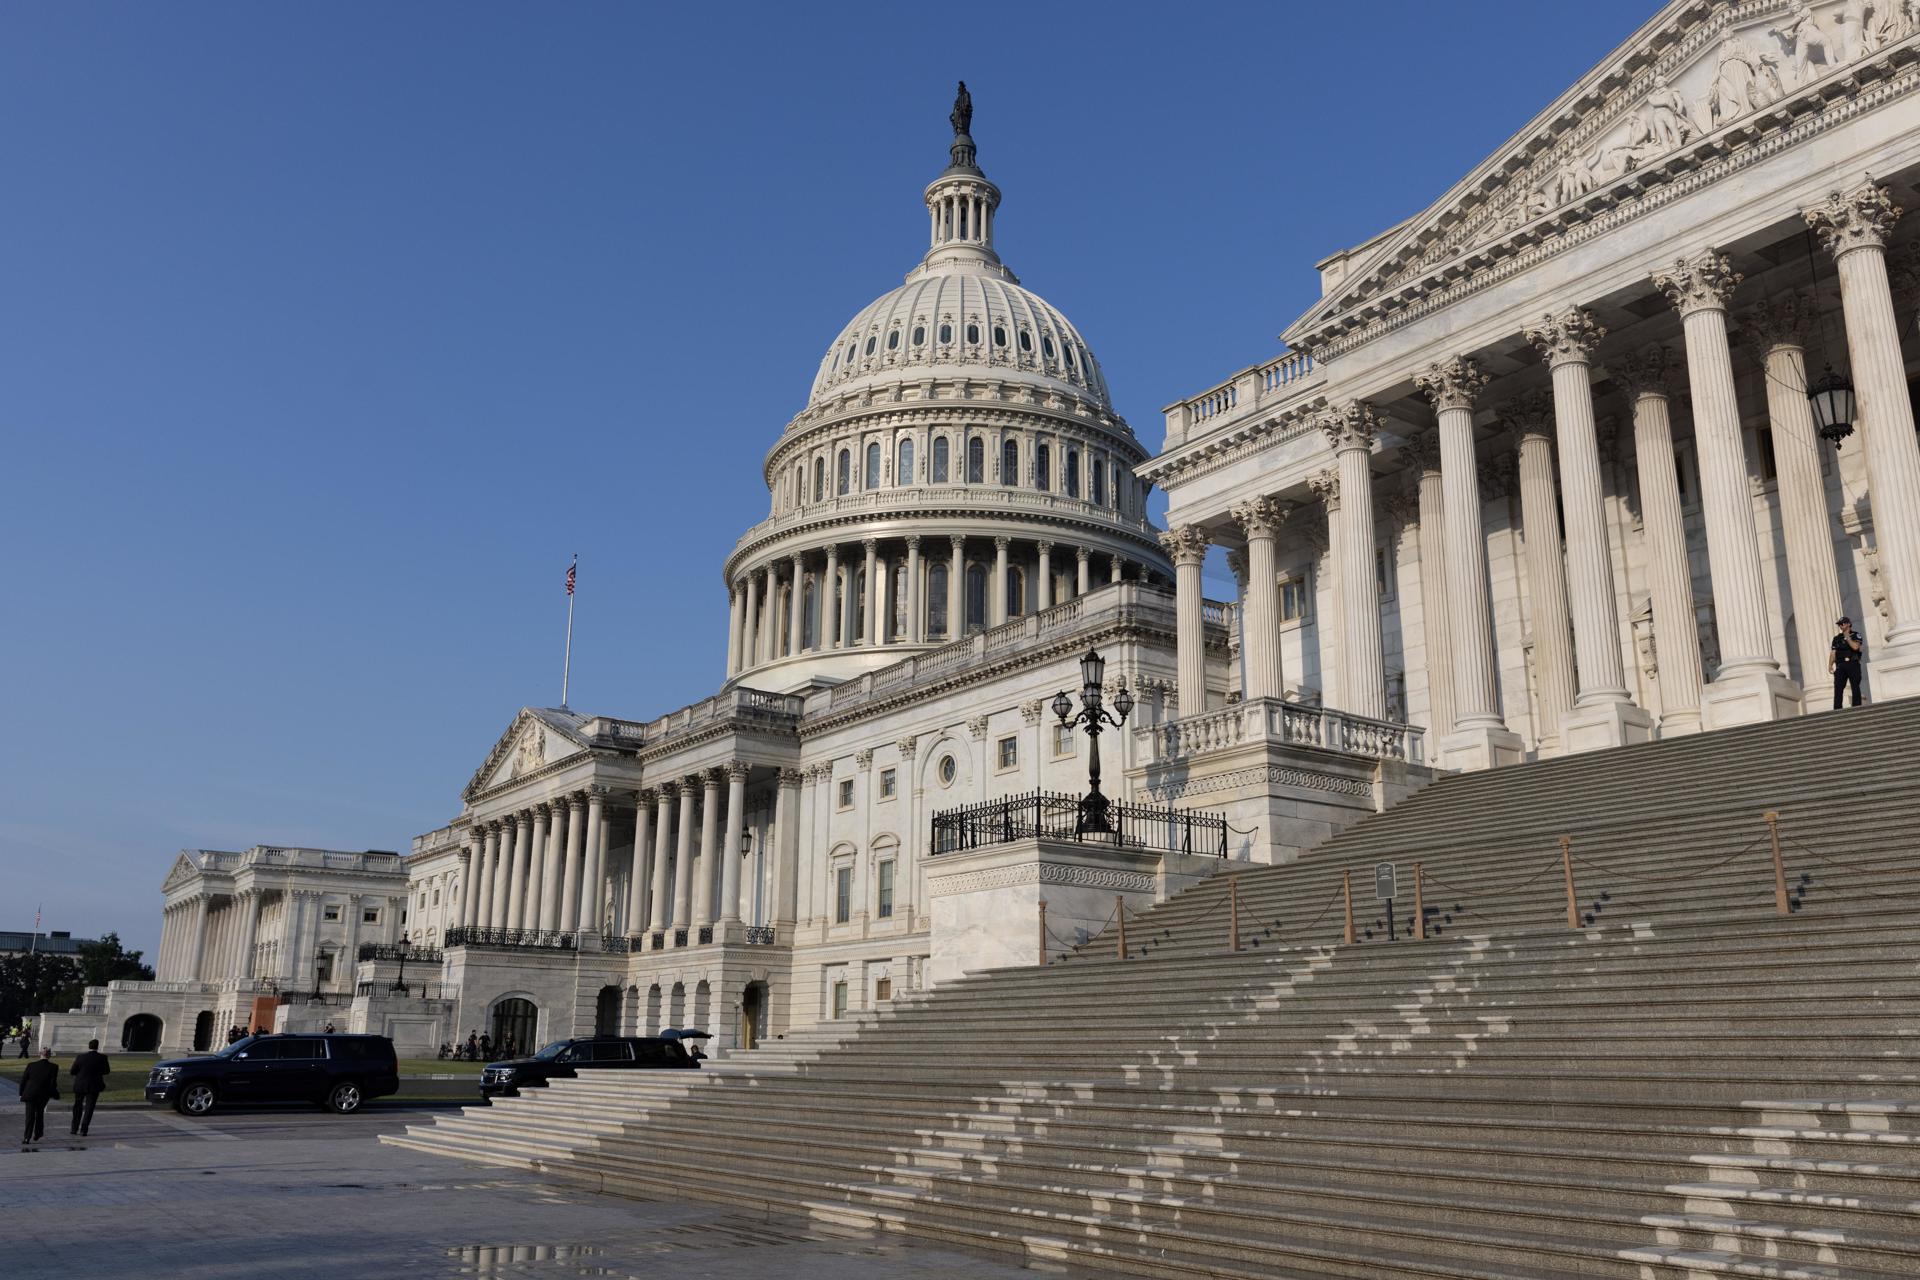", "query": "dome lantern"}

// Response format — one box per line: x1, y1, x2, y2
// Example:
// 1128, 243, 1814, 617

922, 81, 1003, 274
